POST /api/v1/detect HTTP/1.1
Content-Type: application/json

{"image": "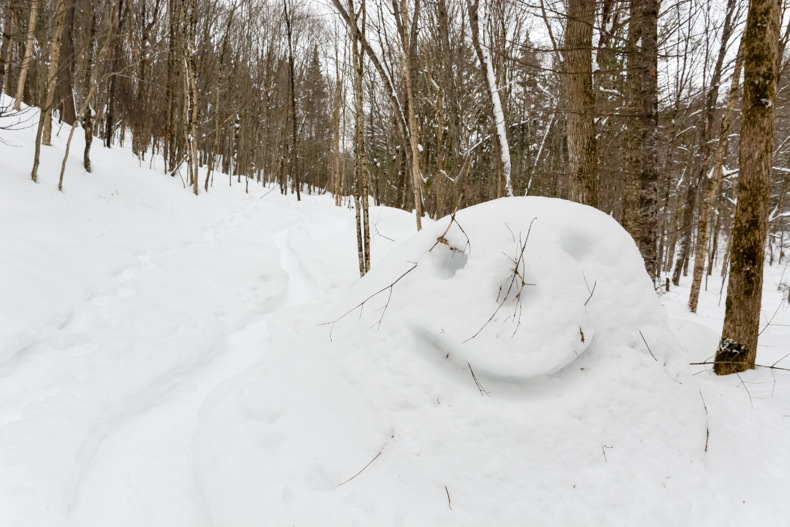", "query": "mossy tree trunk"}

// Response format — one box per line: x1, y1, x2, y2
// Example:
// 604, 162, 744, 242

714, 0, 779, 375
